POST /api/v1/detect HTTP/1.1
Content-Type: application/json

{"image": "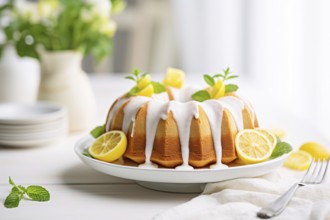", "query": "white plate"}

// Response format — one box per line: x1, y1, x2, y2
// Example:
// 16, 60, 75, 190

0, 131, 67, 147
0, 118, 67, 132
75, 135, 289, 185
0, 102, 66, 124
